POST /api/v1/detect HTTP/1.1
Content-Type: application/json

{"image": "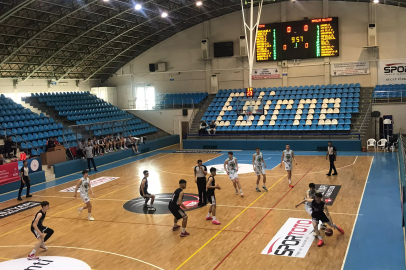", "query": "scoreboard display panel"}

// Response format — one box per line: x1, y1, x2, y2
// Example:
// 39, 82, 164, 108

256, 17, 339, 61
